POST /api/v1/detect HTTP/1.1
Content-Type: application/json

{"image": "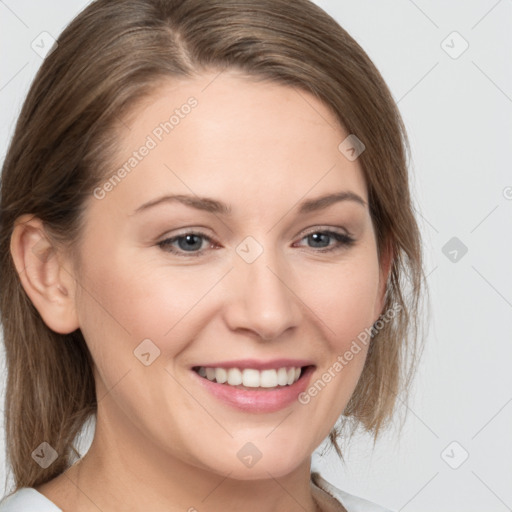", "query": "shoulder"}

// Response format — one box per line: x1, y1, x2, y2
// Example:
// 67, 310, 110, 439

312, 472, 395, 512
0, 488, 62, 512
